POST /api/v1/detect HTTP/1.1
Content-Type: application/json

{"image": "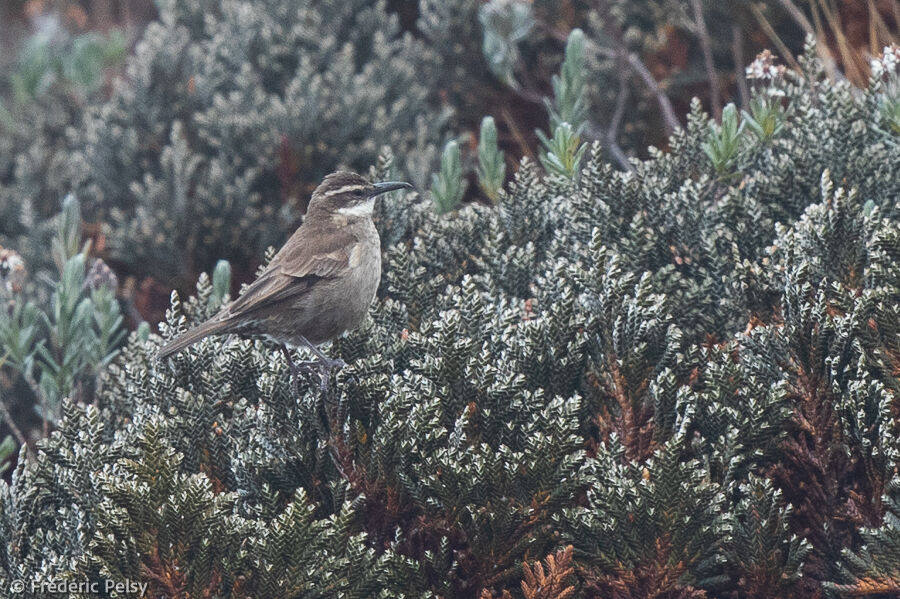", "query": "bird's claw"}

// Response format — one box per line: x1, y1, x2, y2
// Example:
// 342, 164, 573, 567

292, 357, 344, 397
295, 357, 345, 374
